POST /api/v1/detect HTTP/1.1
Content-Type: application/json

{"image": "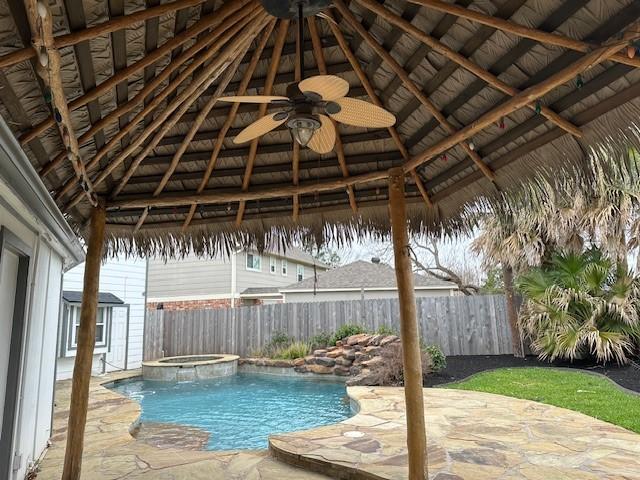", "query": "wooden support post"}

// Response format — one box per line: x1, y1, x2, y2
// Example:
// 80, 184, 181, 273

61, 205, 106, 480
388, 167, 427, 480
